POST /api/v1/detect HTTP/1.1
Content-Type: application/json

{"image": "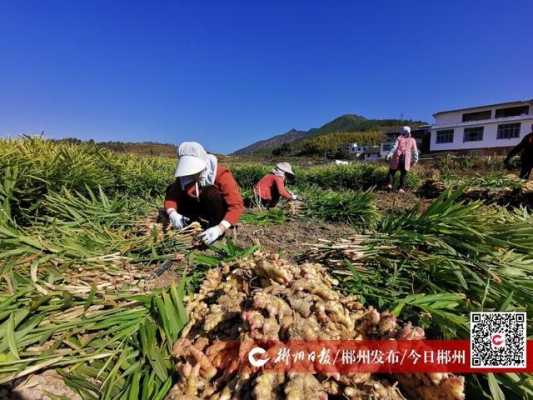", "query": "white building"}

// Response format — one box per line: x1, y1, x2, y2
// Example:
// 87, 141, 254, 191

430, 100, 533, 152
